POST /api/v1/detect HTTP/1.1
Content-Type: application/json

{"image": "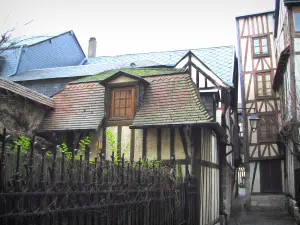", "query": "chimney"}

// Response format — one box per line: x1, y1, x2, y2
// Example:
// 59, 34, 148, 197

88, 37, 97, 58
